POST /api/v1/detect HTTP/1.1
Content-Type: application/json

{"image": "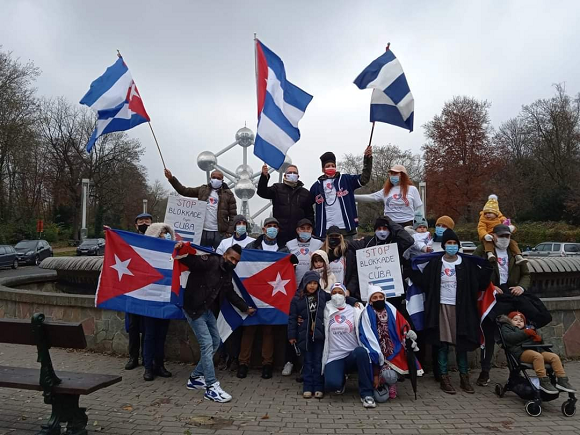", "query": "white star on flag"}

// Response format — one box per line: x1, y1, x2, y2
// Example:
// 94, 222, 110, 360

110, 254, 134, 281
268, 272, 290, 297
